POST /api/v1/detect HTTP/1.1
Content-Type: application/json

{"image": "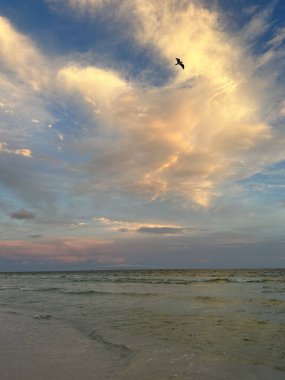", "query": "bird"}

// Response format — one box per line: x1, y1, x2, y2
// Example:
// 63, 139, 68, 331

175, 58, 184, 69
